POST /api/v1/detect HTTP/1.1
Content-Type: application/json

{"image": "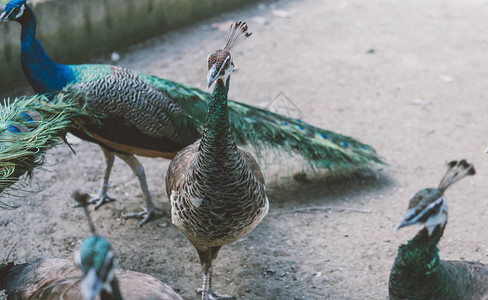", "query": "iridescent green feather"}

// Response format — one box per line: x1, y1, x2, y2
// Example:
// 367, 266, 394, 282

0, 92, 101, 208
141, 74, 384, 175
